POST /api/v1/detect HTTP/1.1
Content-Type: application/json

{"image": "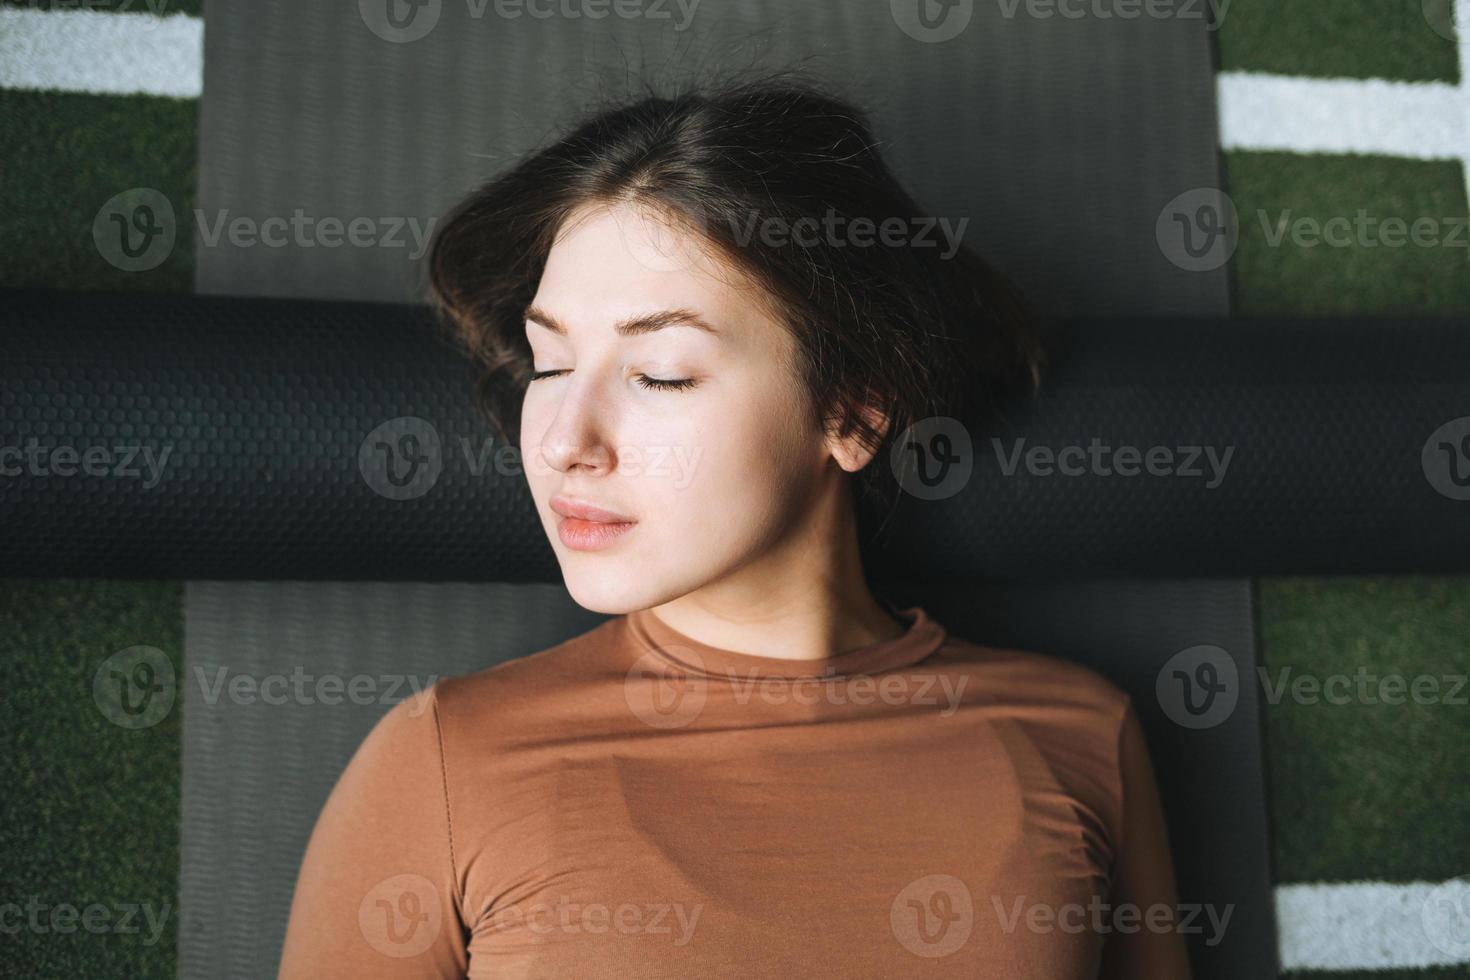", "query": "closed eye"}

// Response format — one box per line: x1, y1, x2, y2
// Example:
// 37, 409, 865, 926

635, 374, 698, 392
526, 368, 698, 392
